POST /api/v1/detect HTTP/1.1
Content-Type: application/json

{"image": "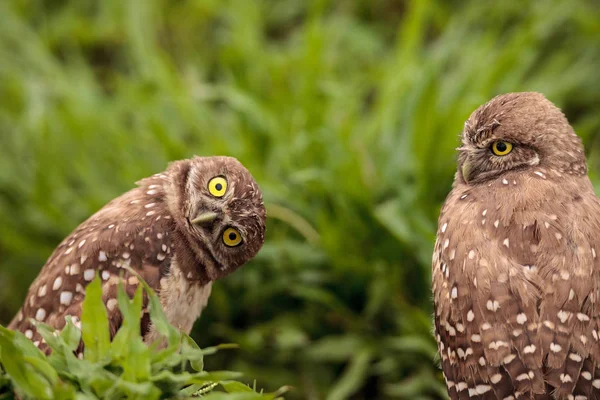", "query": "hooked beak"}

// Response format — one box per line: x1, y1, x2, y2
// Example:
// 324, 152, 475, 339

191, 211, 219, 226
461, 159, 473, 184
